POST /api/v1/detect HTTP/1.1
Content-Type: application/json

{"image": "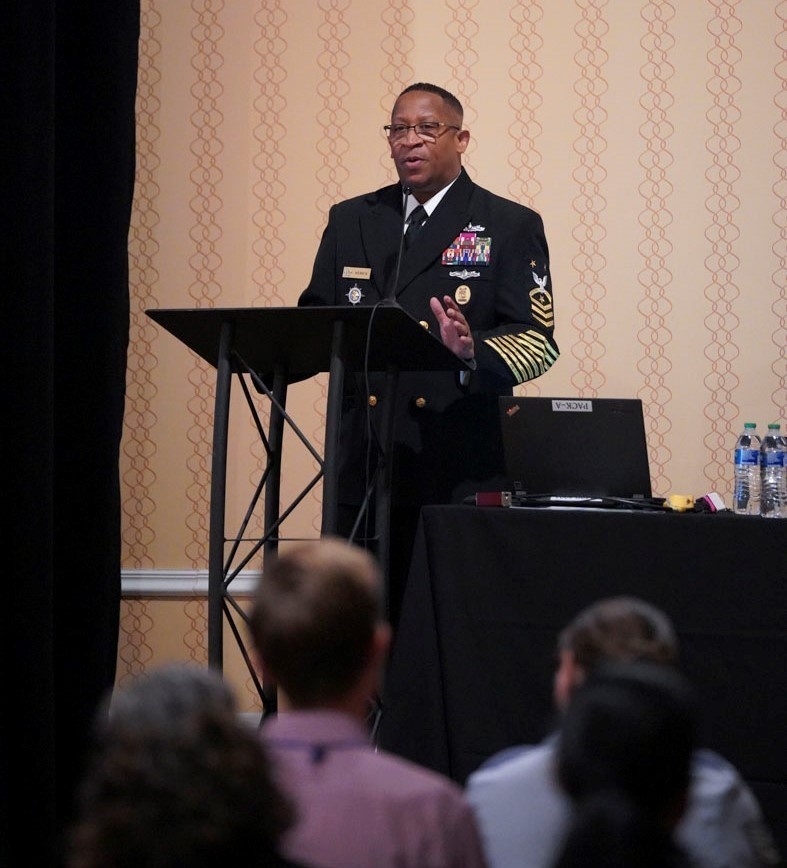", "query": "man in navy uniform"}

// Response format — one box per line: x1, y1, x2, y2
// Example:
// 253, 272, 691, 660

299, 82, 559, 626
